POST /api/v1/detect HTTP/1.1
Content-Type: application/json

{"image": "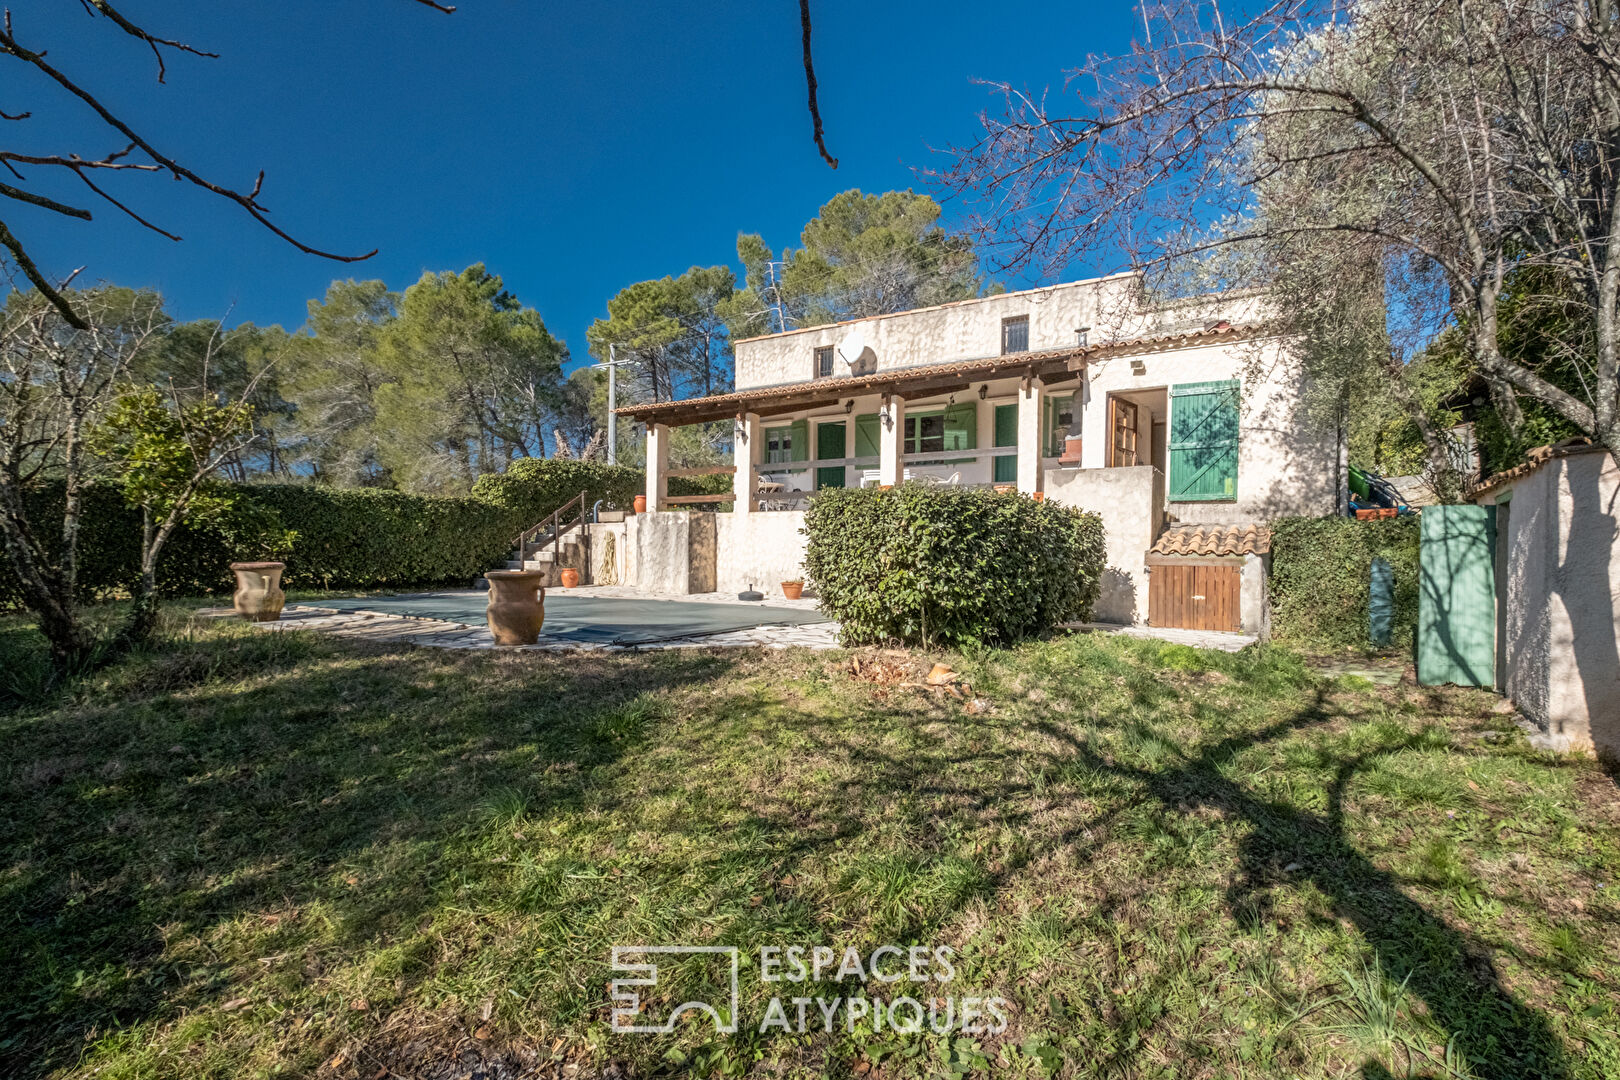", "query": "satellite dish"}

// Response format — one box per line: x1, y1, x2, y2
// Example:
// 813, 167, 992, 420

838, 321, 870, 370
